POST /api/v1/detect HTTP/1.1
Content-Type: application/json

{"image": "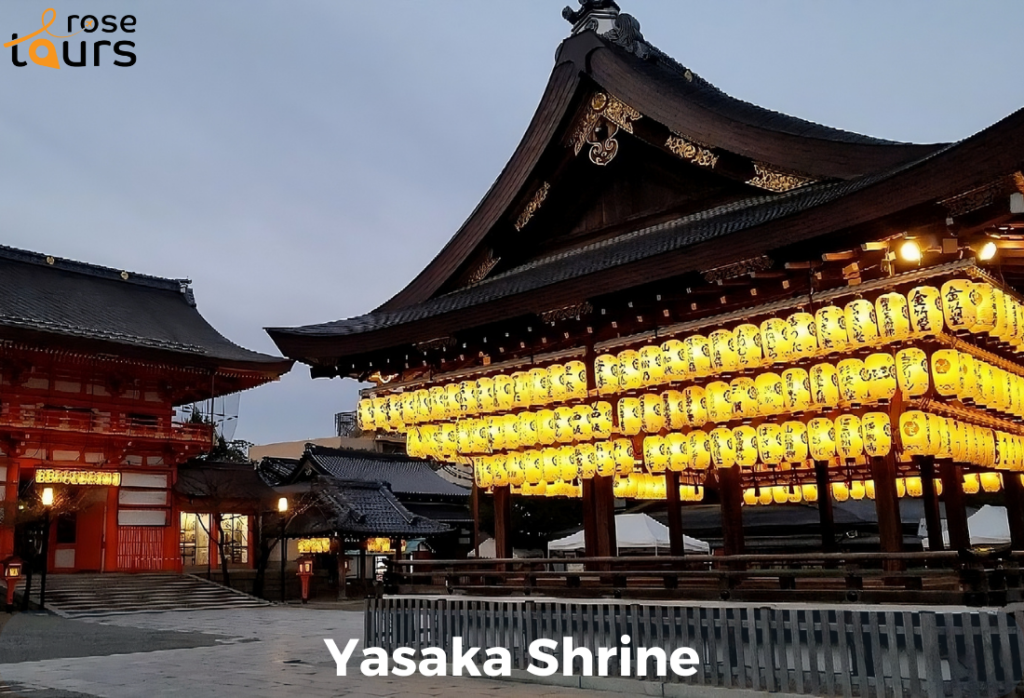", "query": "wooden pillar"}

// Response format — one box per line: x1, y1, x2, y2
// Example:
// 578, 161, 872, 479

1004, 472, 1024, 551
665, 470, 685, 557
871, 454, 904, 575
471, 482, 481, 559
593, 475, 617, 558
358, 547, 366, 580
919, 456, 945, 552
493, 486, 513, 560
814, 460, 838, 553
718, 466, 744, 557
582, 478, 599, 559
939, 461, 970, 551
